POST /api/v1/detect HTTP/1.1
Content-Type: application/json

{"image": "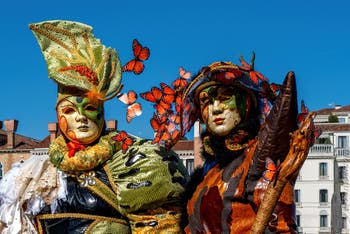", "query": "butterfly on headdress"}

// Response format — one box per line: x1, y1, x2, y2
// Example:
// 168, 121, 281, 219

112, 131, 134, 153
117, 90, 142, 123
239, 52, 268, 84
122, 39, 150, 75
